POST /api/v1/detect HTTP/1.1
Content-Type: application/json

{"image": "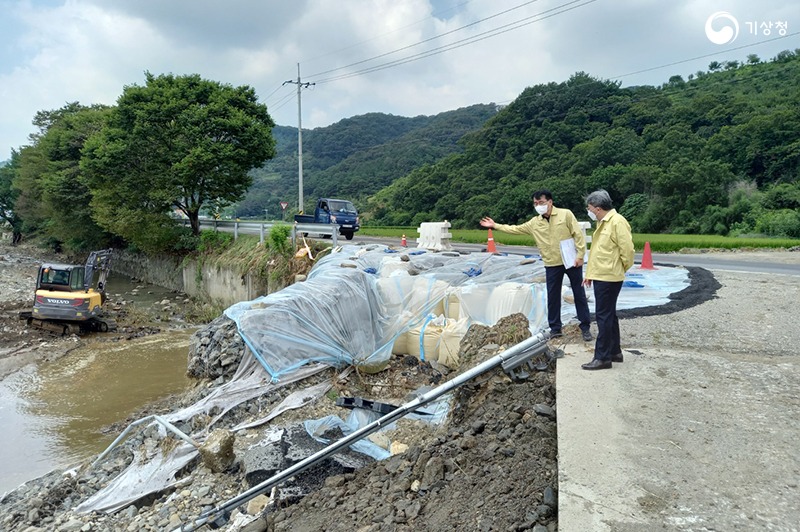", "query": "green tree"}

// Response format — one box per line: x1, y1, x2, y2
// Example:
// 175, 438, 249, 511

82, 73, 276, 250
9, 102, 114, 251
0, 151, 23, 243
746, 54, 761, 65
